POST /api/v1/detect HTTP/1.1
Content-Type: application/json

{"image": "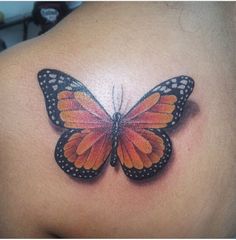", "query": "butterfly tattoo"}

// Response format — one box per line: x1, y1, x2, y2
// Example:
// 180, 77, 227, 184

38, 69, 194, 181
